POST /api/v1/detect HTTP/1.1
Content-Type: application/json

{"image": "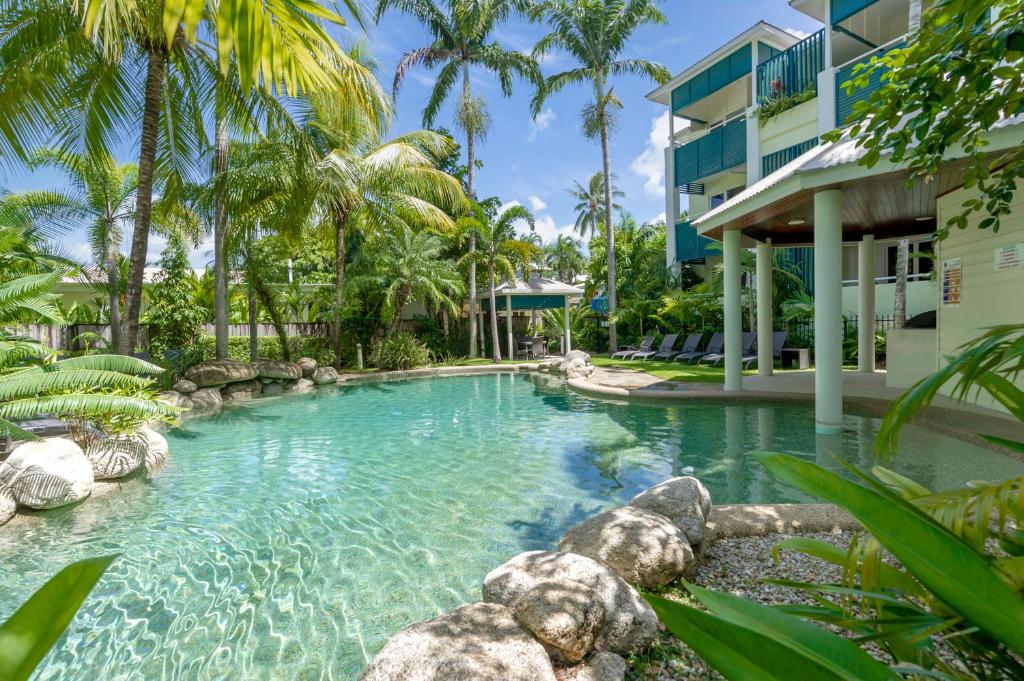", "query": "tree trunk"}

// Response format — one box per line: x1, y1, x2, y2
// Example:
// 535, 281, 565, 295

478, 306, 486, 354
213, 113, 230, 359
119, 46, 166, 354
894, 239, 909, 328
106, 236, 121, 351
251, 269, 292, 361
247, 280, 258, 362
332, 213, 347, 367
387, 288, 410, 337
465, 64, 478, 359
488, 260, 501, 363
597, 82, 617, 353
909, 0, 922, 31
